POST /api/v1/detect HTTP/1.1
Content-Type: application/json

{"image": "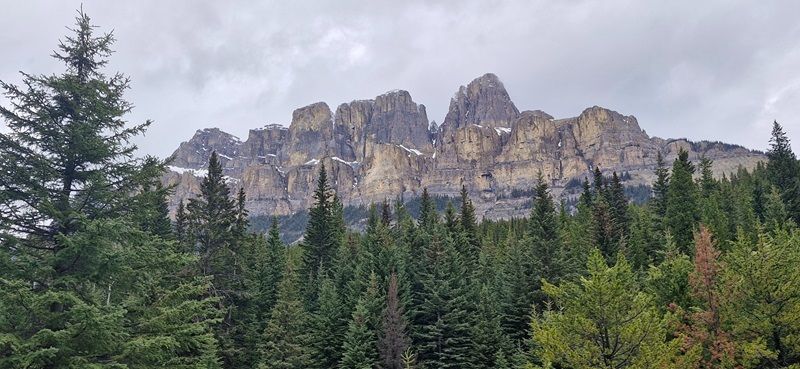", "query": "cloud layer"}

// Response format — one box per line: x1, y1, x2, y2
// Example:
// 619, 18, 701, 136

2, 0, 800, 156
